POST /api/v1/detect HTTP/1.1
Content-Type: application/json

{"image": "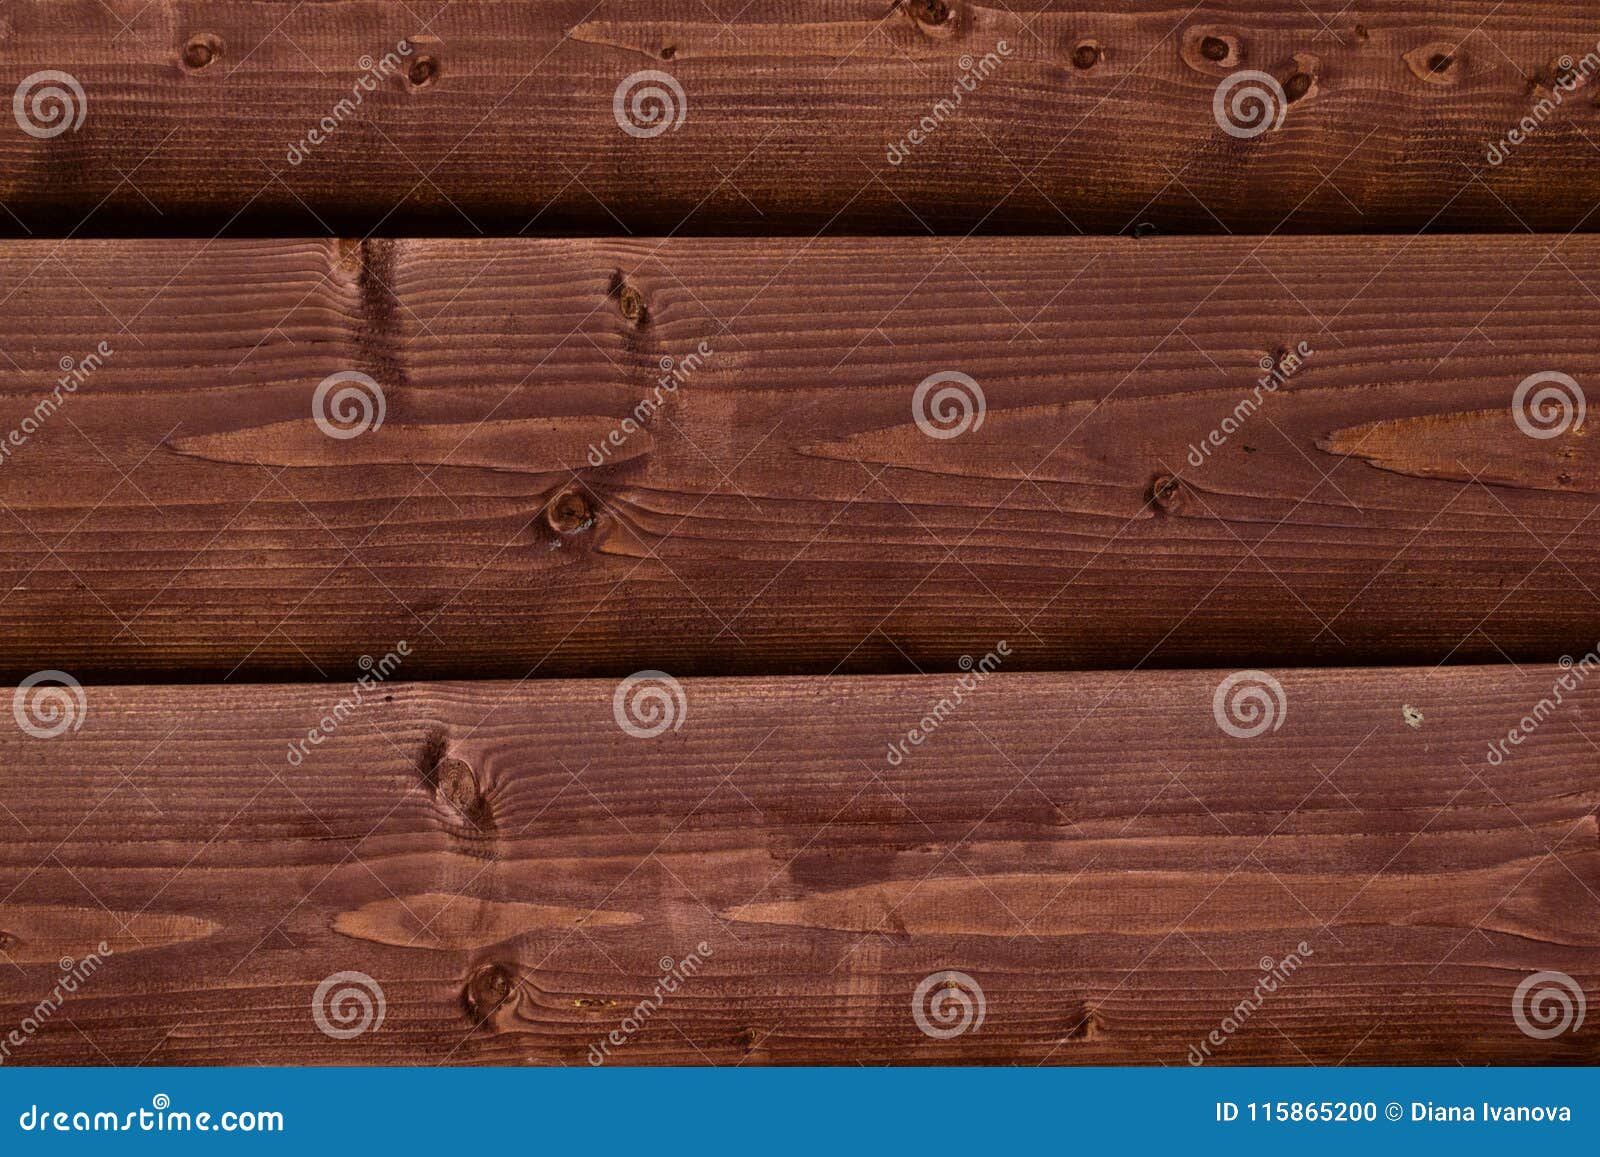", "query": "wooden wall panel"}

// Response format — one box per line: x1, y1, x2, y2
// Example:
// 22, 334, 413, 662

2, 236, 1600, 680
0, 666, 1596, 1065
3, 1, 1600, 234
